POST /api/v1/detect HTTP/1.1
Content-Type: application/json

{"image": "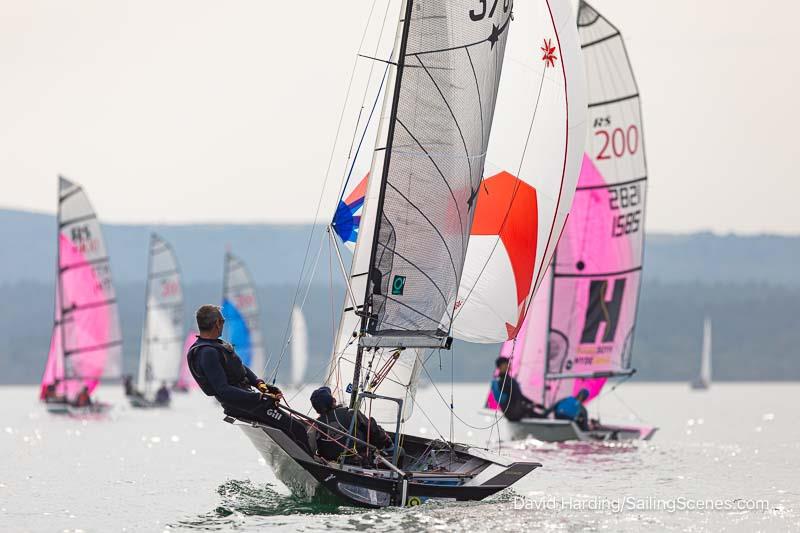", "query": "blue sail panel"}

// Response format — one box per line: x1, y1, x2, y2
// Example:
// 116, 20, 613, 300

221, 298, 252, 366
